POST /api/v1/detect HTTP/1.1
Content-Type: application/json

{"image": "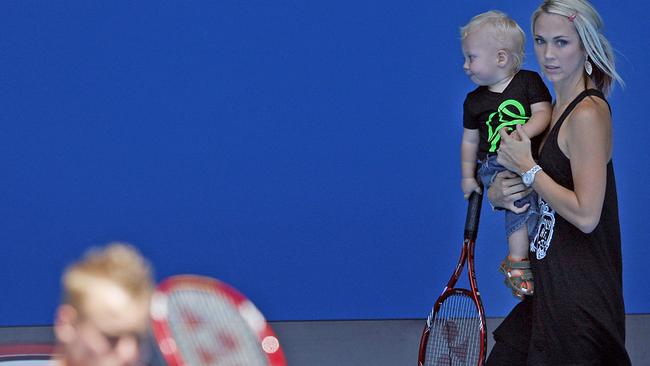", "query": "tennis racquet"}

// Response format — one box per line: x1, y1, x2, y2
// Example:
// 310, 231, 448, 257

418, 191, 487, 366
150, 274, 286, 366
